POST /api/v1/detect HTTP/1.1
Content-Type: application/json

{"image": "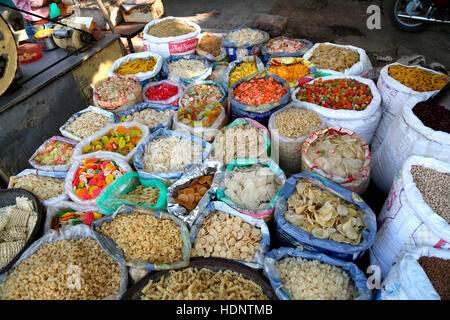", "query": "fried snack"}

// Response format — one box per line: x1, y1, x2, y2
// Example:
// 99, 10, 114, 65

114, 58, 157, 75
120, 185, 160, 206
174, 175, 213, 211
308, 44, 360, 73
